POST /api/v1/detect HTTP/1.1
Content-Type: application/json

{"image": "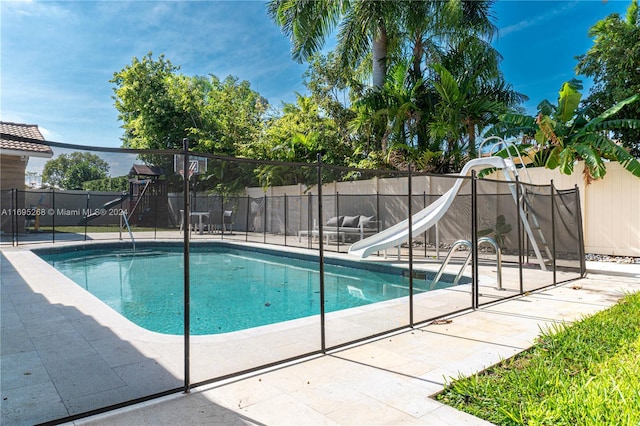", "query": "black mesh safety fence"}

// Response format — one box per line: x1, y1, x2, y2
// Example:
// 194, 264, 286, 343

2, 146, 186, 426
553, 186, 584, 274
0, 139, 586, 425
